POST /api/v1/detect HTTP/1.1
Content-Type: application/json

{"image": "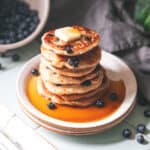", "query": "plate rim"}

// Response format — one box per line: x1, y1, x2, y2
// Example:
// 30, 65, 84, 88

16, 50, 137, 129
